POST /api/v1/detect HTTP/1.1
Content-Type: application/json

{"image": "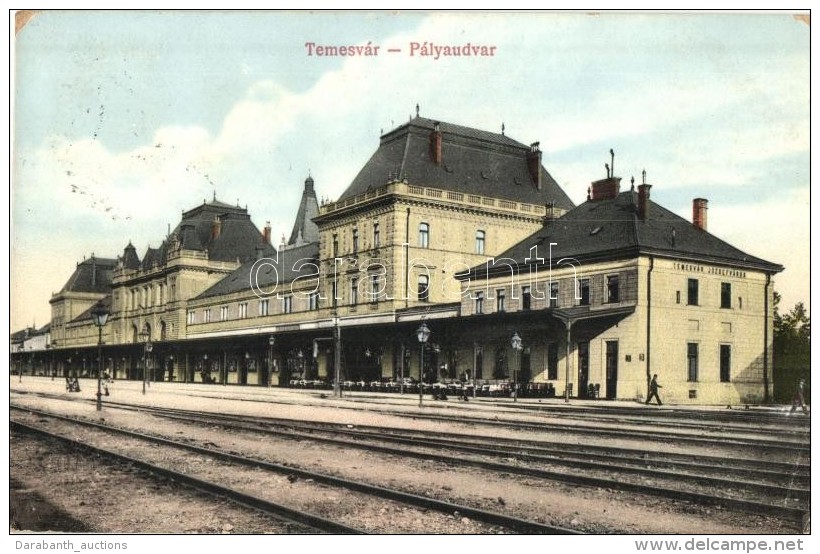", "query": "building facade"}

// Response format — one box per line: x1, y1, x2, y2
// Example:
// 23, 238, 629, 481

11, 116, 781, 404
